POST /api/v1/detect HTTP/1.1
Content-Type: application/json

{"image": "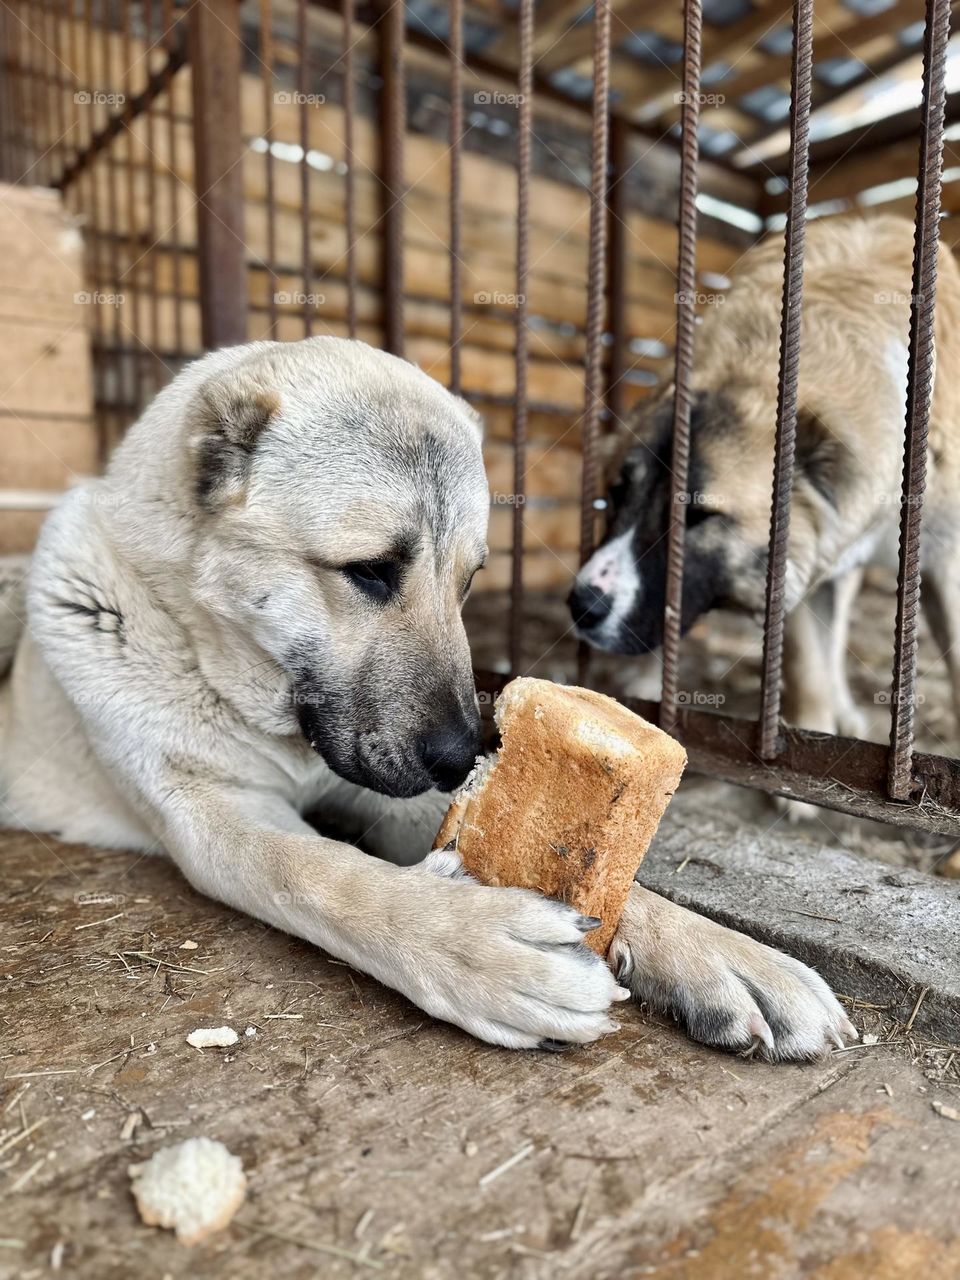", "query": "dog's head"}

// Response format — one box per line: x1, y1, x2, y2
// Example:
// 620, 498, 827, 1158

184, 338, 488, 798
570, 386, 850, 654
